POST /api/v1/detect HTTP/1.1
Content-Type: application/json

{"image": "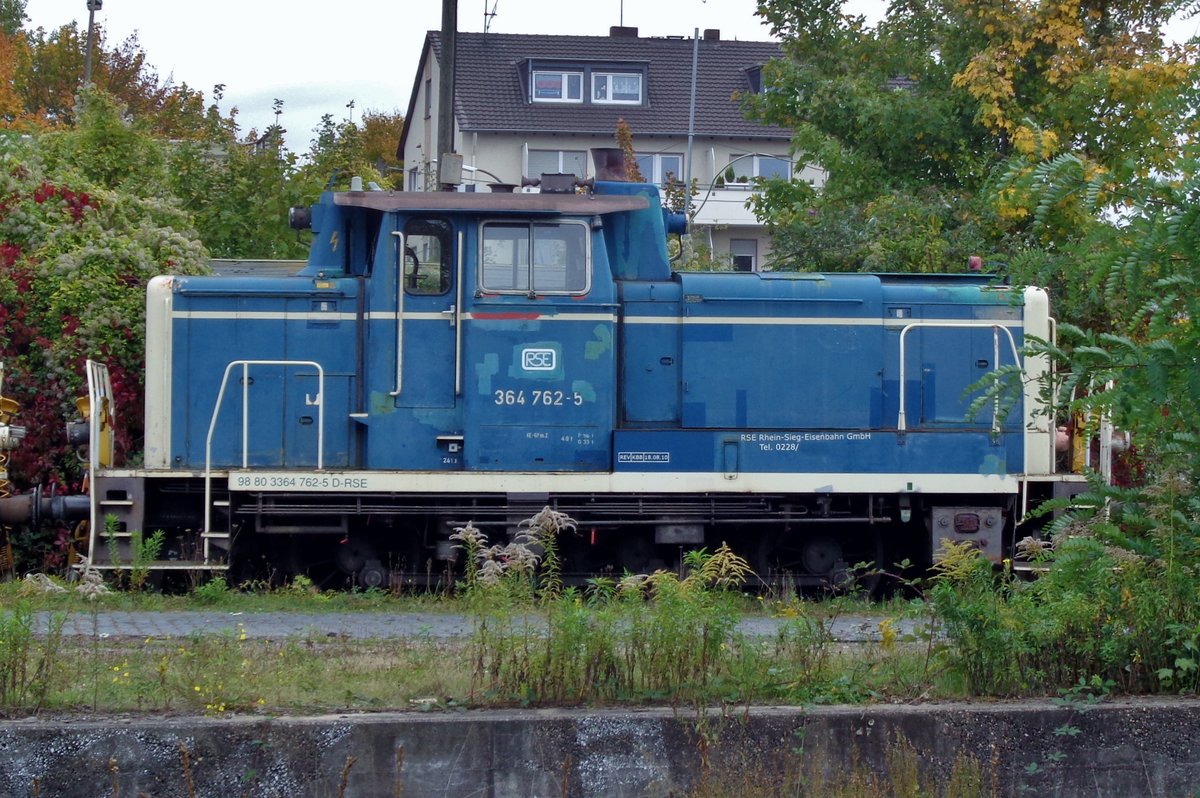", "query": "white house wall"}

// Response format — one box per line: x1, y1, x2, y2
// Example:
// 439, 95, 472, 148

402, 48, 462, 192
